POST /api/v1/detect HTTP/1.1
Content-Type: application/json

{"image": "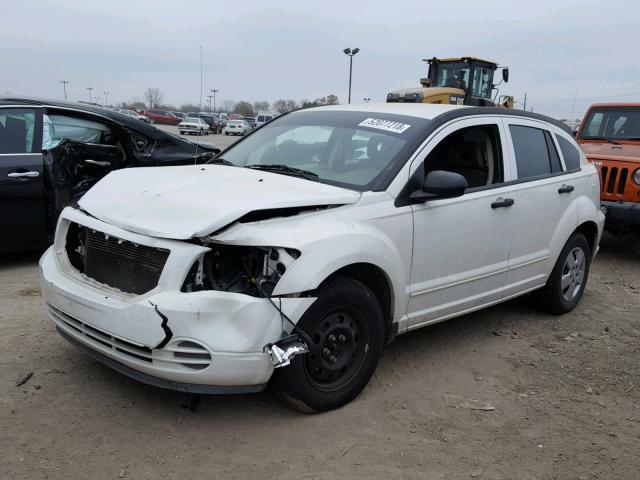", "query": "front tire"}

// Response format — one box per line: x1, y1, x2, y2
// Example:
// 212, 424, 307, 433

538, 232, 591, 314
273, 275, 384, 413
